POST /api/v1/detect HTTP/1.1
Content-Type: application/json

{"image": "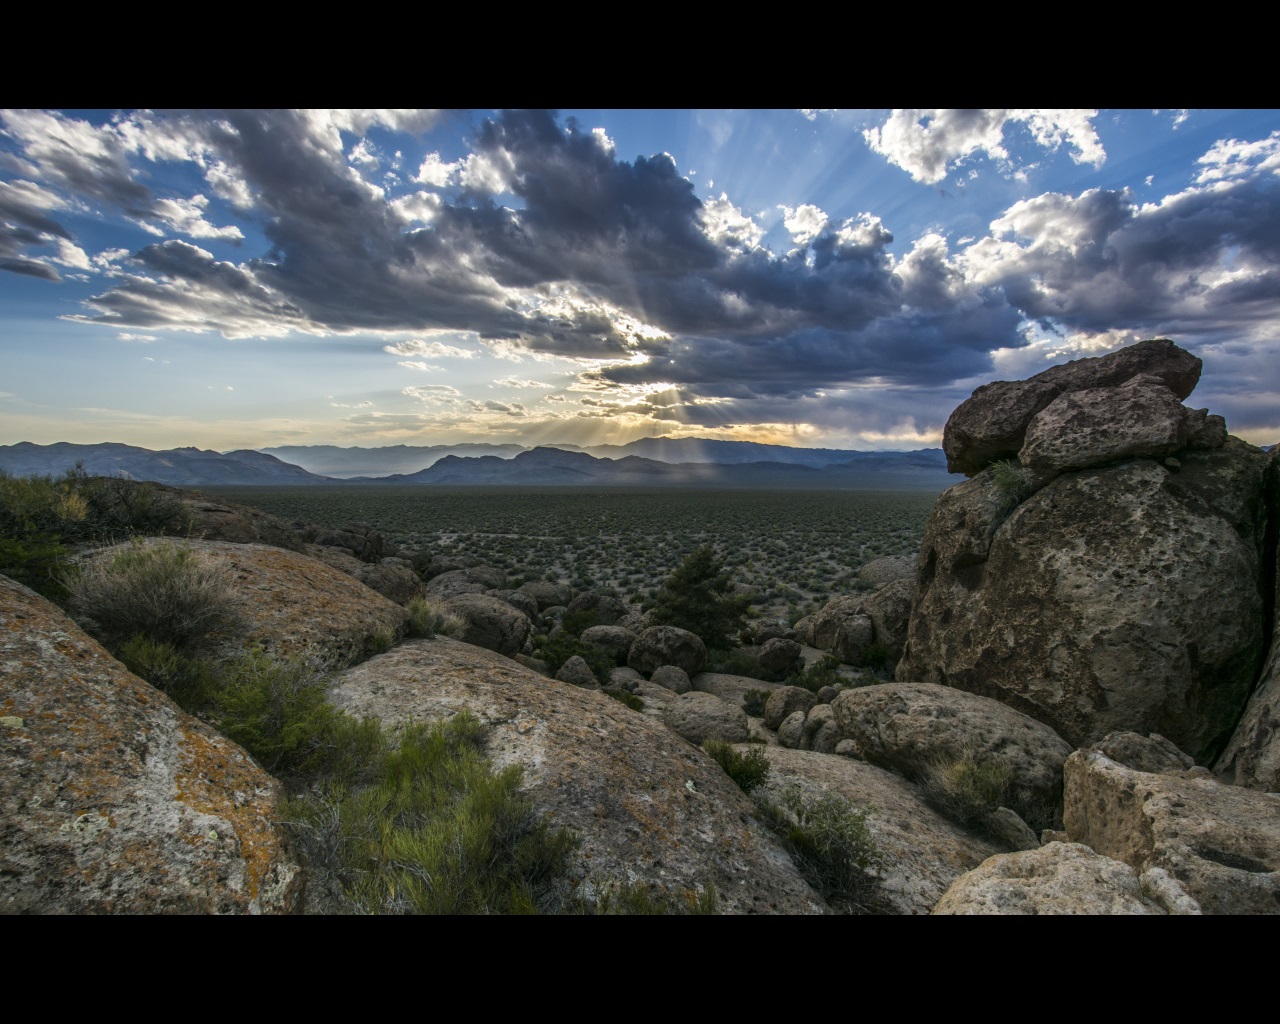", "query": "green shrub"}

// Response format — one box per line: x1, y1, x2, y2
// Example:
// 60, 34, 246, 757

786, 654, 844, 694
568, 880, 719, 915
919, 753, 1016, 830
285, 712, 578, 914
989, 459, 1034, 517
603, 688, 644, 712
861, 641, 894, 674
707, 646, 766, 678
534, 631, 614, 685
365, 627, 396, 656
0, 534, 71, 599
67, 540, 240, 650
757, 785, 882, 913
702, 739, 770, 793
742, 688, 770, 717
117, 635, 218, 711
405, 597, 467, 640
